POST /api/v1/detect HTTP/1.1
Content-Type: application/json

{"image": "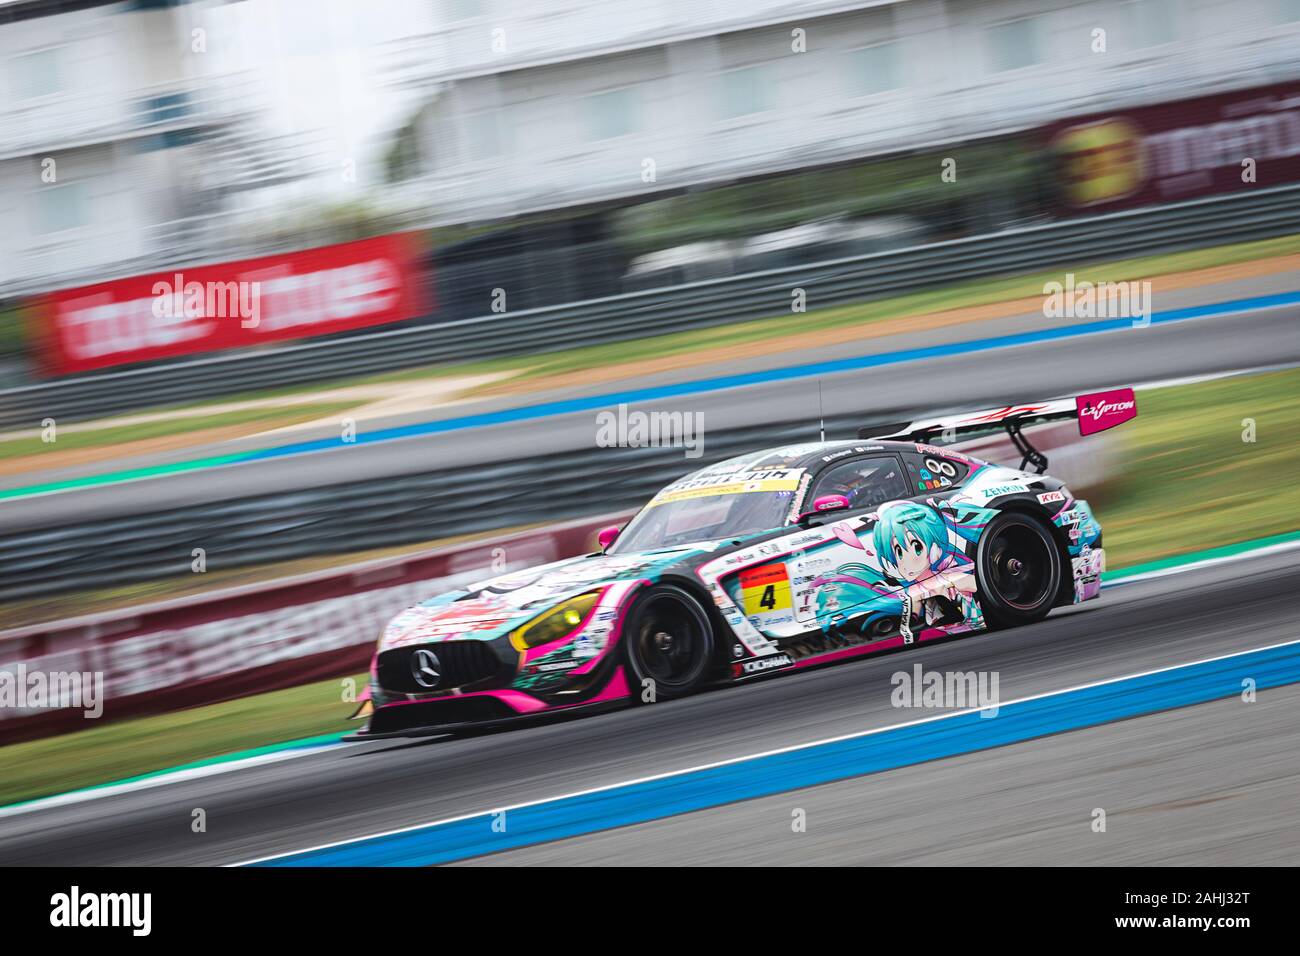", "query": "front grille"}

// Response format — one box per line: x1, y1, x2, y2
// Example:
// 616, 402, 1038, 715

377, 641, 510, 694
